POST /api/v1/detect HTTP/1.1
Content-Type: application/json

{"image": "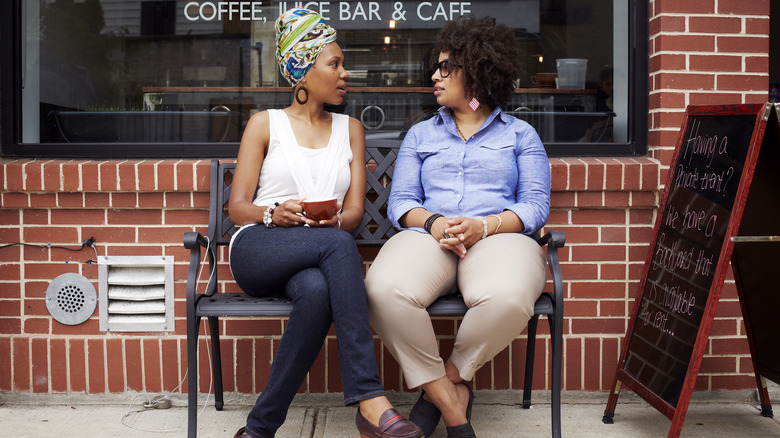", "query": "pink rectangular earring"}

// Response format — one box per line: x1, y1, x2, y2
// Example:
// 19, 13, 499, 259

469, 97, 480, 111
